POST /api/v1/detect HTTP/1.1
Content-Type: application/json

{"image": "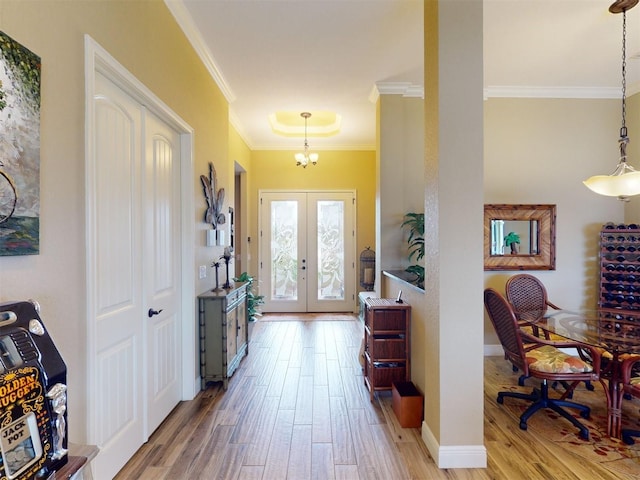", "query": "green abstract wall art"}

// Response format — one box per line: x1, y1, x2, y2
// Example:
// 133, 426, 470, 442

0, 31, 40, 256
